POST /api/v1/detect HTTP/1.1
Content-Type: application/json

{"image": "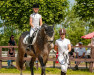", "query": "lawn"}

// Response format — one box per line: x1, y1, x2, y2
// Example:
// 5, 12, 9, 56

1, 61, 94, 75
0, 67, 94, 75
